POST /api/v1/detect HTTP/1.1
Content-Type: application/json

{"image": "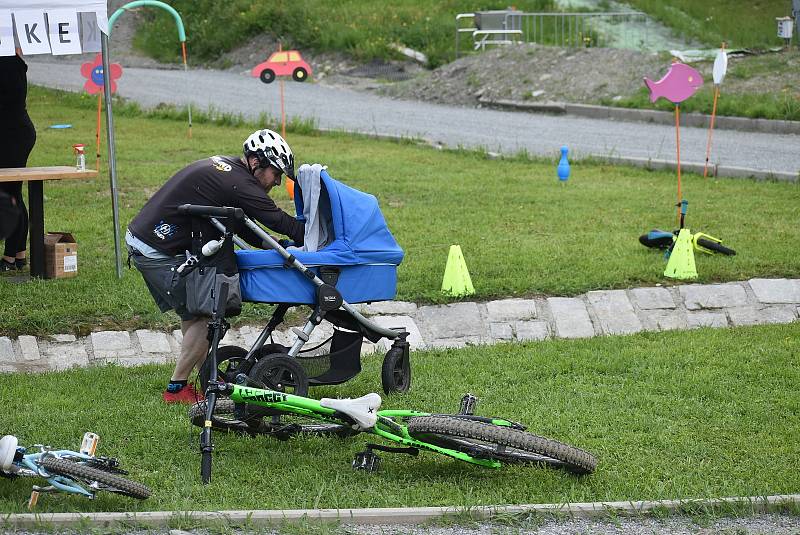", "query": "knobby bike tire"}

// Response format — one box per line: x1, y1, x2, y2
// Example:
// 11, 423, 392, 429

696, 238, 736, 256
189, 398, 353, 438
40, 457, 151, 499
407, 416, 597, 475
